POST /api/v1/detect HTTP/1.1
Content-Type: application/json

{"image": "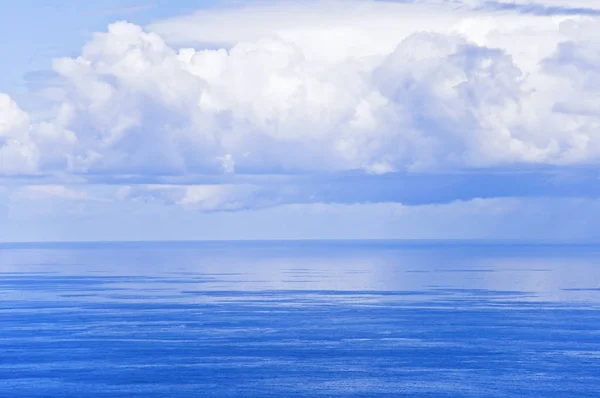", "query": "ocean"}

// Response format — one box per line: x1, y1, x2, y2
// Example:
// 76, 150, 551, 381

1, 241, 599, 397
